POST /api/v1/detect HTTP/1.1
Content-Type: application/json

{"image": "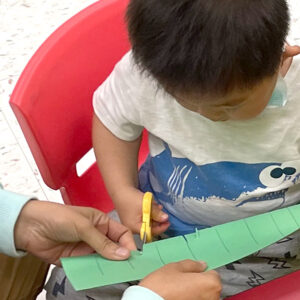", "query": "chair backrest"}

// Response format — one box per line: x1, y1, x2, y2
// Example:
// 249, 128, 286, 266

10, 0, 148, 212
